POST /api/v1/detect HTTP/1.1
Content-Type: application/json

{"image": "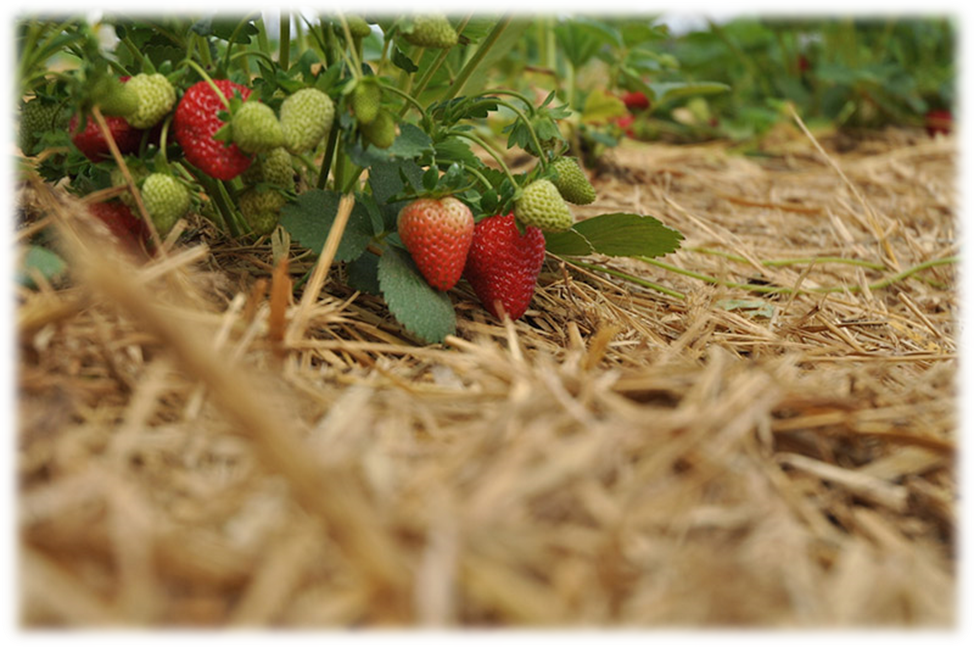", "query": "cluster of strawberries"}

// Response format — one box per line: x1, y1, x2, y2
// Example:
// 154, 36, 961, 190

614, 90, 651, 138
71, 73, 337, 251
397, 157, 596, 321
